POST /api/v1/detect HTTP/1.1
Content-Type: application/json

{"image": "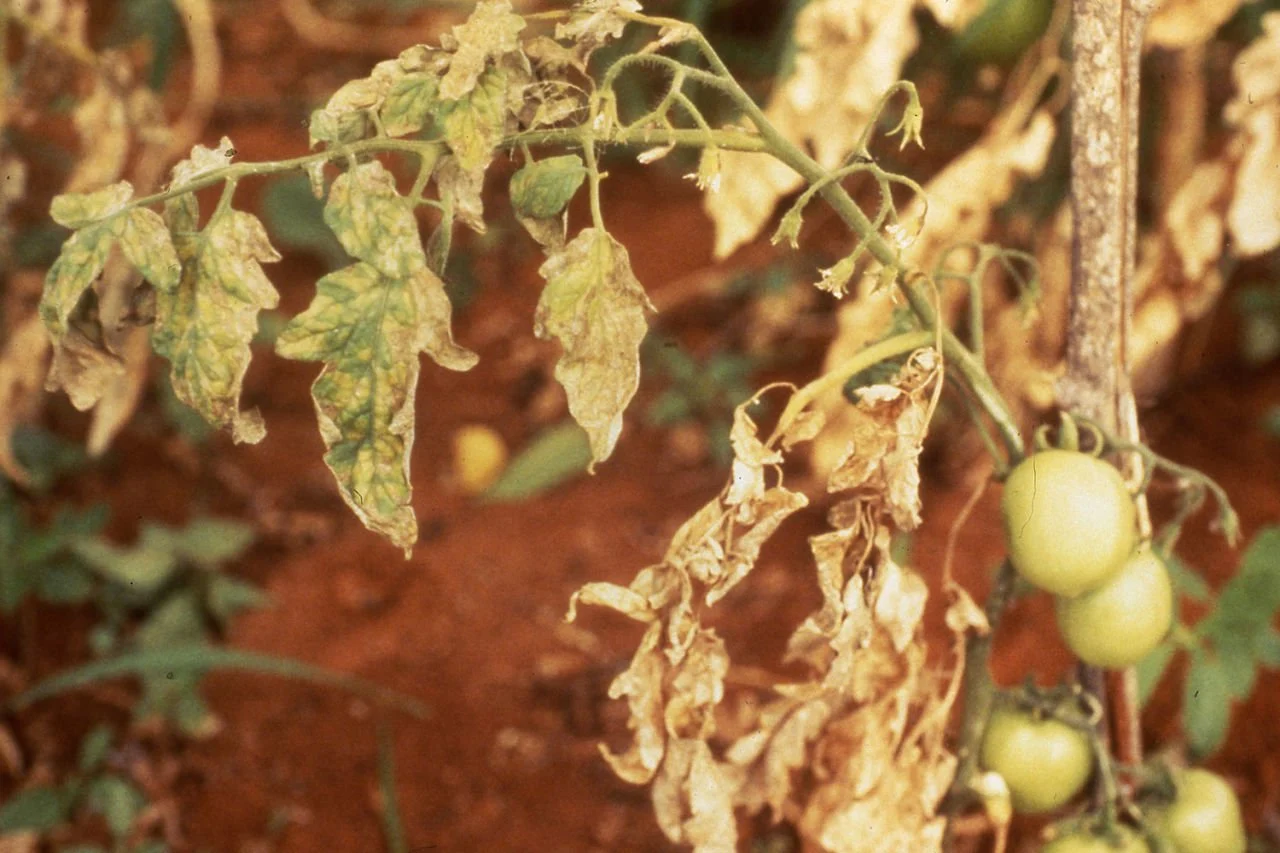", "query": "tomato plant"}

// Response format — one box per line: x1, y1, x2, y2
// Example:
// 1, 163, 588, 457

1001, 450, 1138, 597
1149, 769, 1247, 853
979, 704, 1094, 814
1056, 547, 1174, 669
1042, 826, 1151, 853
